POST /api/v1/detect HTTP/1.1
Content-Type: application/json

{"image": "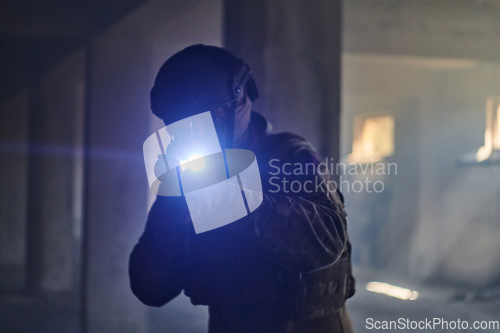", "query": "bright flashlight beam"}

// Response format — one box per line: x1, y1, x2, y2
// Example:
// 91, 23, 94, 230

187, 154, 205, 171
366, 282, 419, 300
179, 159, 188, 171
